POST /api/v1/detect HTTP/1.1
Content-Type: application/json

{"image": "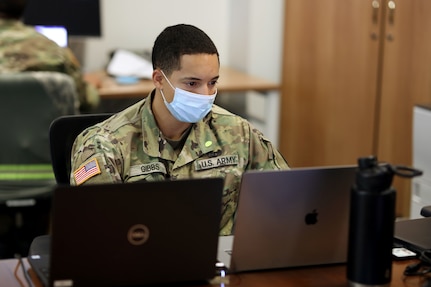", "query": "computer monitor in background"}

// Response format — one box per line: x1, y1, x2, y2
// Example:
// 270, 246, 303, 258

23, 0, 101, 37
35, 25, 68, 47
